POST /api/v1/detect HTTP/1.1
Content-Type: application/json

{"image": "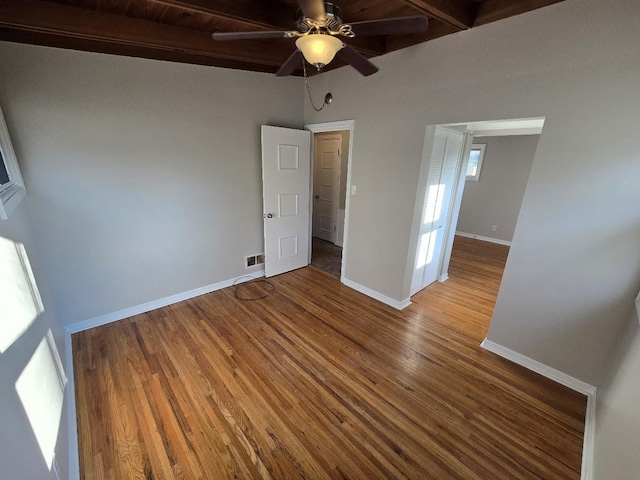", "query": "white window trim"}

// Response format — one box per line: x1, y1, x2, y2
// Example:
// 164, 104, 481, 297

466, 143, 486, 182
0, 105, 26, 219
